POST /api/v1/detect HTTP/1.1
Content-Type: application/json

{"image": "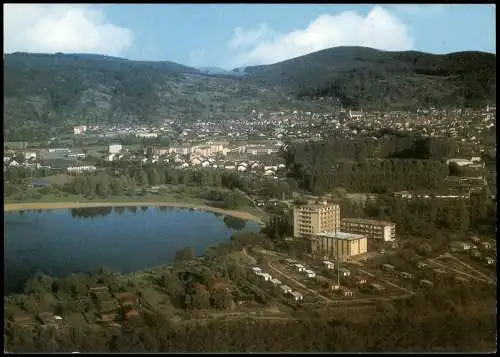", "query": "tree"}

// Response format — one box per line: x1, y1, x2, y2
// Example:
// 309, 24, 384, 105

211, 289, 233, 310
175, 247, 195, 261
